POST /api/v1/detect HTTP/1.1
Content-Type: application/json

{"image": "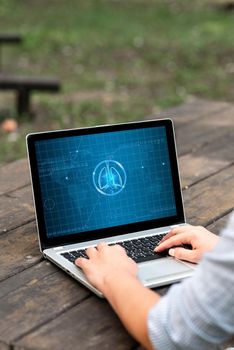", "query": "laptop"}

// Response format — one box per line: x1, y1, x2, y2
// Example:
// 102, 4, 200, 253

26, 118, 195, 297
